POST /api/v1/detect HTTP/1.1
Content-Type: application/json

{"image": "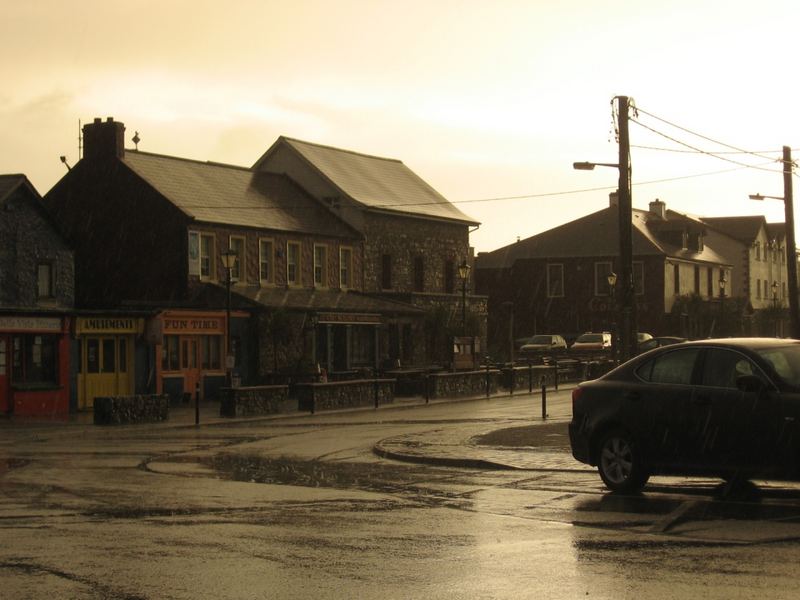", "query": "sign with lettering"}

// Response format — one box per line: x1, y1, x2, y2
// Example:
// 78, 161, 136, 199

76, 317, 144, 334
317, 312, 381, 325
162, 317, 224, 334
0, 316, 62, 332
